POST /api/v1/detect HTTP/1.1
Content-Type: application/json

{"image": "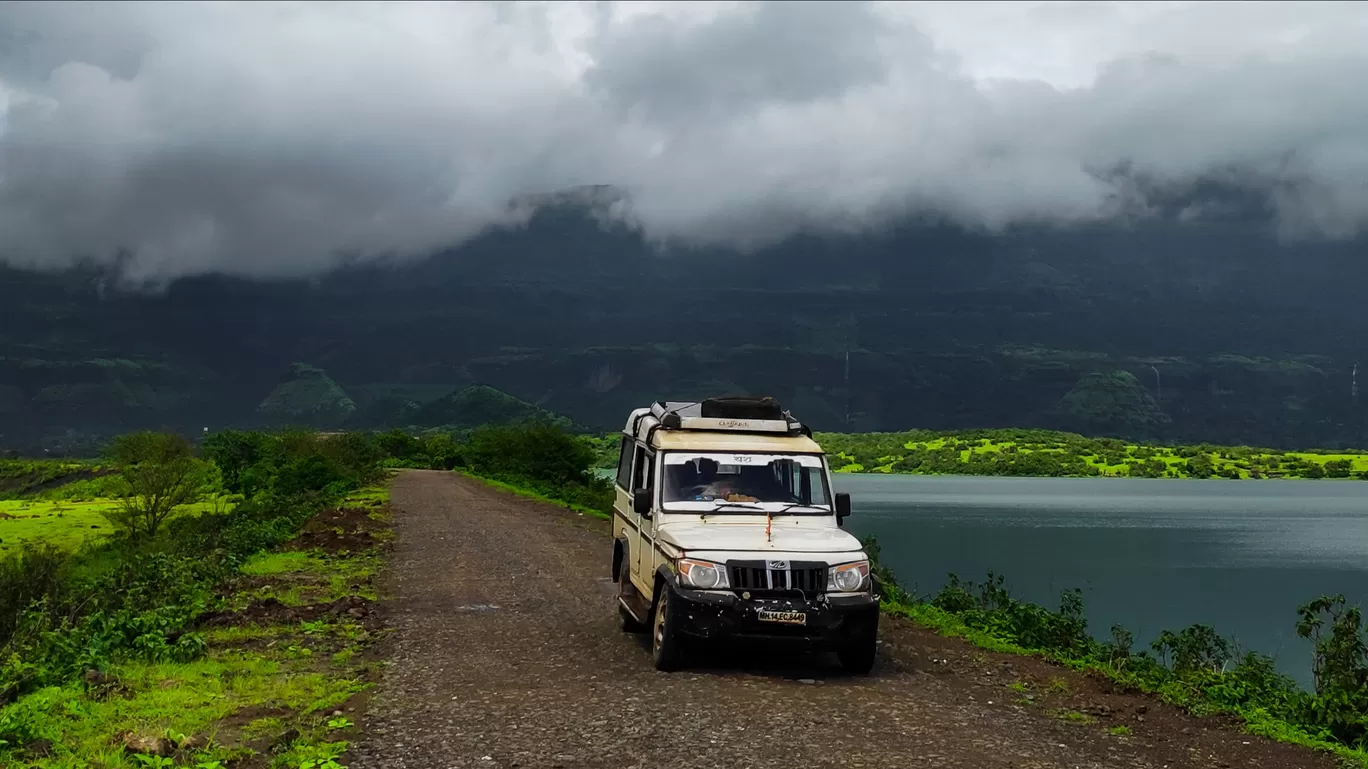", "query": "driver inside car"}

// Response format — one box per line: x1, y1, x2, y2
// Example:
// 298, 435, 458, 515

688, 458, 765, 502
